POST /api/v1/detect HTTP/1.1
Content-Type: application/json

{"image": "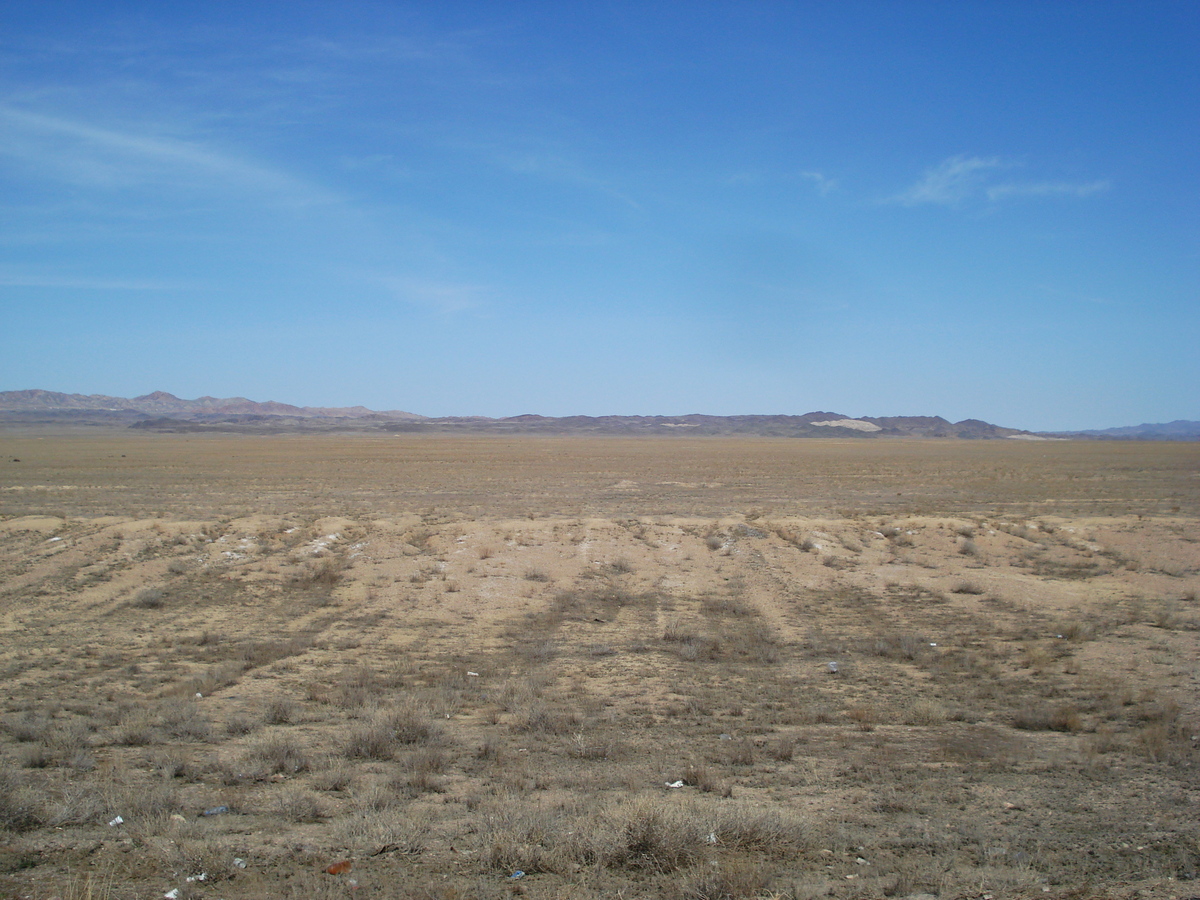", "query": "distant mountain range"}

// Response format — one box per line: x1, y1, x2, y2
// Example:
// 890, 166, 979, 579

0, 389, 423, 421
0, 390, 1194, 439
1051, 420, 1200, 440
